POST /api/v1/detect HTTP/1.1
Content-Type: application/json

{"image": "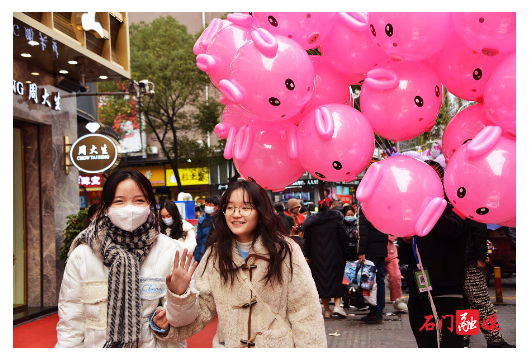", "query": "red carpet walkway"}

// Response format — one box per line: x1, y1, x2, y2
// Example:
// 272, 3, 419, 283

13, 313, 218, 348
